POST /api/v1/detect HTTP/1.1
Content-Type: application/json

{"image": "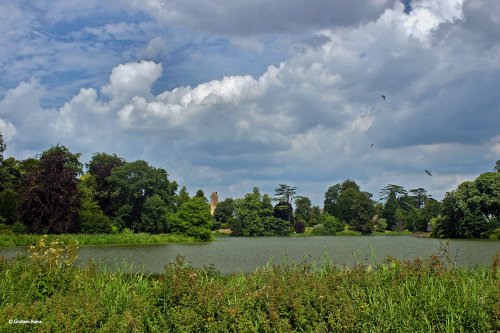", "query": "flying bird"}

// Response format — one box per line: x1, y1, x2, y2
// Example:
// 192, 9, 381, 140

370, 144, 374, 148
425, 169, 432, 176
381, 94, 386, 101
